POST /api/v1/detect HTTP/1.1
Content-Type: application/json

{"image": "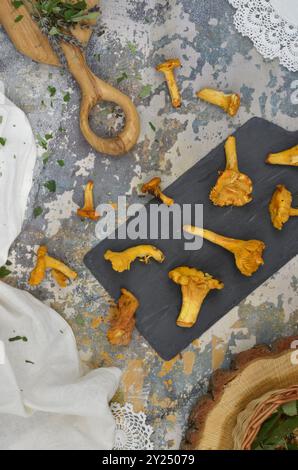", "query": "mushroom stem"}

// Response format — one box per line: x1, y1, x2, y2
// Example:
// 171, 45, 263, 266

155, 189, 174, 206
141, 177, 174, 206
45, 256, 78, 280
266, 145, 298, 166
183, 225, 235, 252
290, 208, 298, 216
77, 180, 100, 221
156, 59, 181, 108
29, 245, 47, 286
177, 283, 208, 327
224, 136, 239, 171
